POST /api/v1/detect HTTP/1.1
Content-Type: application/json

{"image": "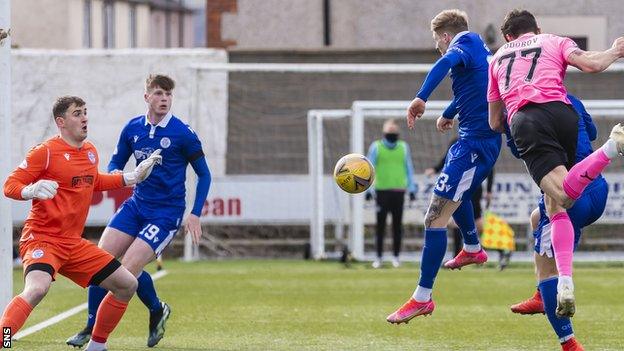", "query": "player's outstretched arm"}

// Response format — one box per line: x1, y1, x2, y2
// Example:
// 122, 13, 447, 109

567, 37, 624, 73
488, 100, 506, 133
123, 149, 163, 185
108, 124, 134, 172
95, 150, 162, 190
407, 52, 462, 129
